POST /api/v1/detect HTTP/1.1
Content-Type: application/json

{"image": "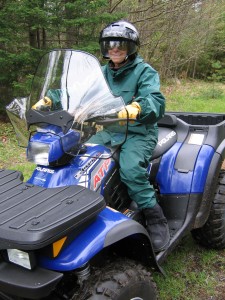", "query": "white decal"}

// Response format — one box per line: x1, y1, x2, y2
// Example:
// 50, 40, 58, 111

188, 133, 205, 145
158, 131, 176, 147
36, 167, 55, 174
